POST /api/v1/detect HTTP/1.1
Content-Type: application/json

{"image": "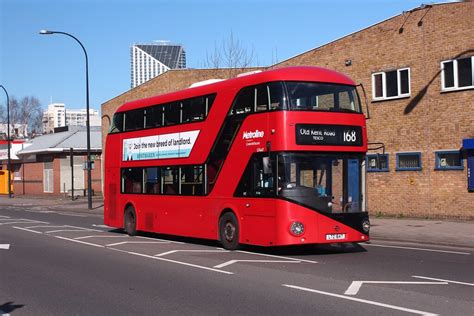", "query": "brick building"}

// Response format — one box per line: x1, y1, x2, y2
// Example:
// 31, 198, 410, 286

101, 2, 473, 219
13, 126, 102, 196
